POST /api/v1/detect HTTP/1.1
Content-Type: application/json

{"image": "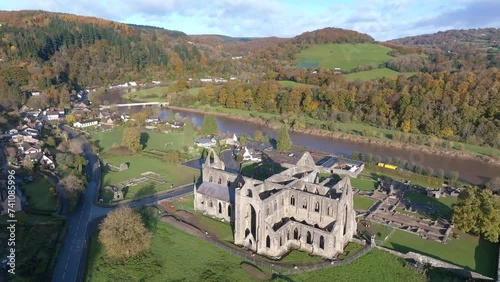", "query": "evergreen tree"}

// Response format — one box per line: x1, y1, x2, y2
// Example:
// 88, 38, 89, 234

201, 115, 218, 135
277, 125, 292, 152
